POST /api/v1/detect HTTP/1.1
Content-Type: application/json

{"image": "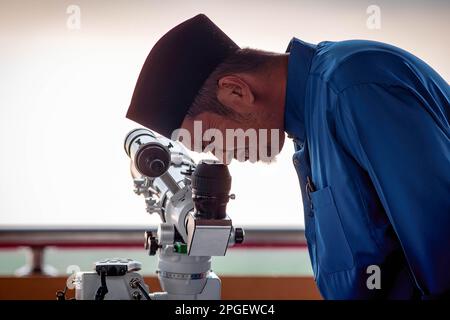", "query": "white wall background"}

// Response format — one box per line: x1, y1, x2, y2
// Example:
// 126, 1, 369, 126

0, 0, 448, 227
